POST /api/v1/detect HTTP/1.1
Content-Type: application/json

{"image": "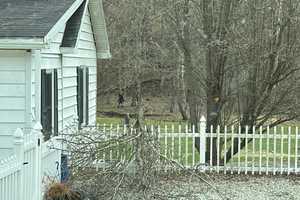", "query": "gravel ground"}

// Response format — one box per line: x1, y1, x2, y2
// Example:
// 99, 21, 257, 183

73, 173, 300, 199
151, 174, 300, 200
